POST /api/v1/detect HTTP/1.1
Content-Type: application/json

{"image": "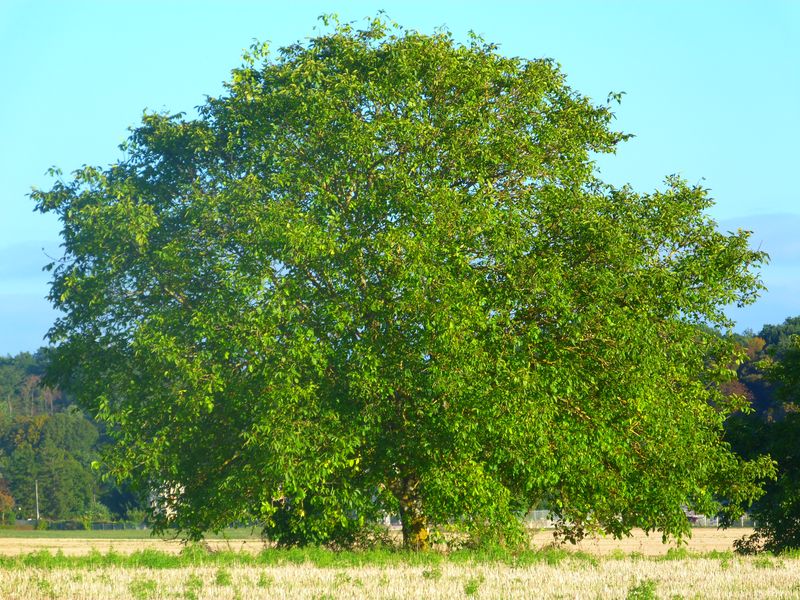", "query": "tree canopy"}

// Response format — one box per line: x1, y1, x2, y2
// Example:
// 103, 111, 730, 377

34, 17, 773, 548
